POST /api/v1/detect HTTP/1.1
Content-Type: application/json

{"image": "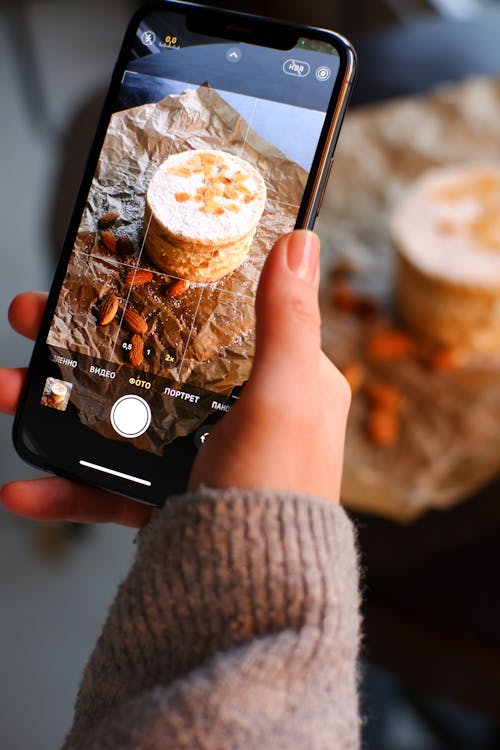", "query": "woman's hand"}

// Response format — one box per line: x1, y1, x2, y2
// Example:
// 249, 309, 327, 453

0, 292, 154, 527
0, 230, 350, 525
189, 230, 350, 504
